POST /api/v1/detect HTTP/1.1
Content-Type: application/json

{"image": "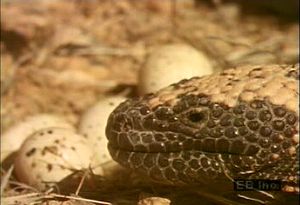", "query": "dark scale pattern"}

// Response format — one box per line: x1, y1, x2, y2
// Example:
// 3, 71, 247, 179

106, 92, 298, 190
